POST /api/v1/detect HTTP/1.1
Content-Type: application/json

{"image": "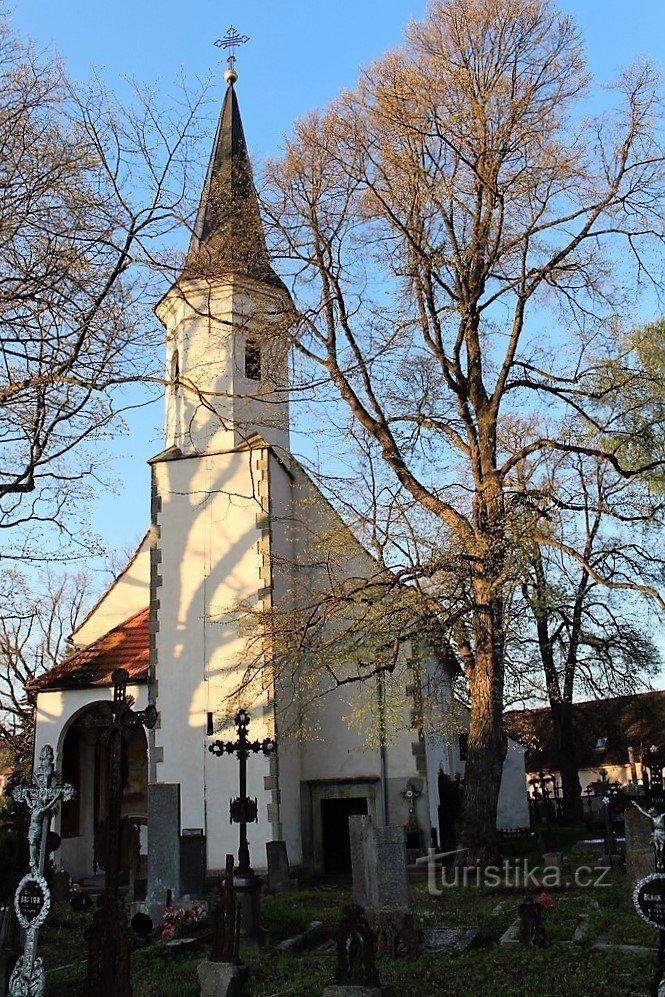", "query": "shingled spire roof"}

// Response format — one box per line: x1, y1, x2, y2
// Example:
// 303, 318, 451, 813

185, 79, 285, 289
